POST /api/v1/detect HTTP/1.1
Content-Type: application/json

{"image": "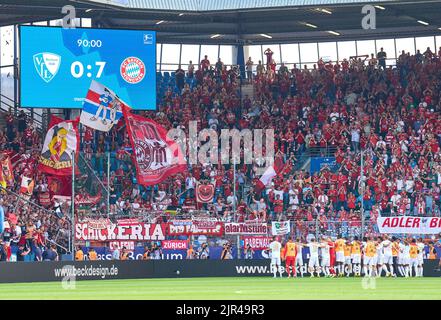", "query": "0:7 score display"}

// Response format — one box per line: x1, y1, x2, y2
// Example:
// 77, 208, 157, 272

71, 61, 106, 79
